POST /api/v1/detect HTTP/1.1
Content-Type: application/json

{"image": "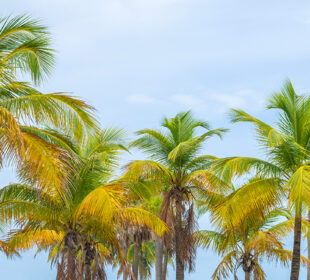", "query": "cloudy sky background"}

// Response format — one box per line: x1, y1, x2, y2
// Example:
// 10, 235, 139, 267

2, 0, 310, 279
